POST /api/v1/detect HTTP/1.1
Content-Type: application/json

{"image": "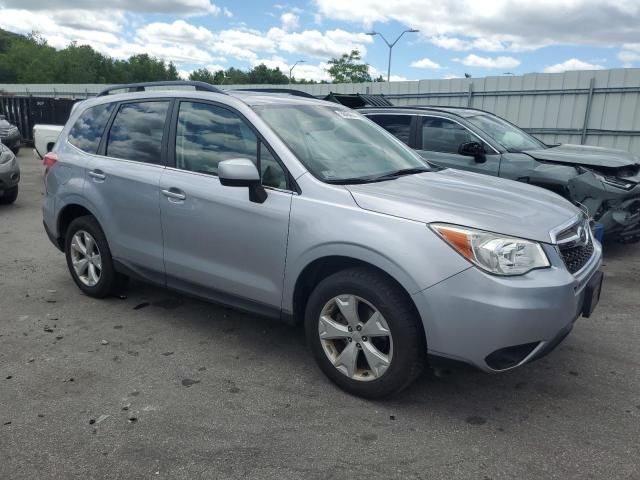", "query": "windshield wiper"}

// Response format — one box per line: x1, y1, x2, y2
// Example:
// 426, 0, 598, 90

324, 177, 381, 185
367, 167, 431, 181
324, 167, 430, 185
